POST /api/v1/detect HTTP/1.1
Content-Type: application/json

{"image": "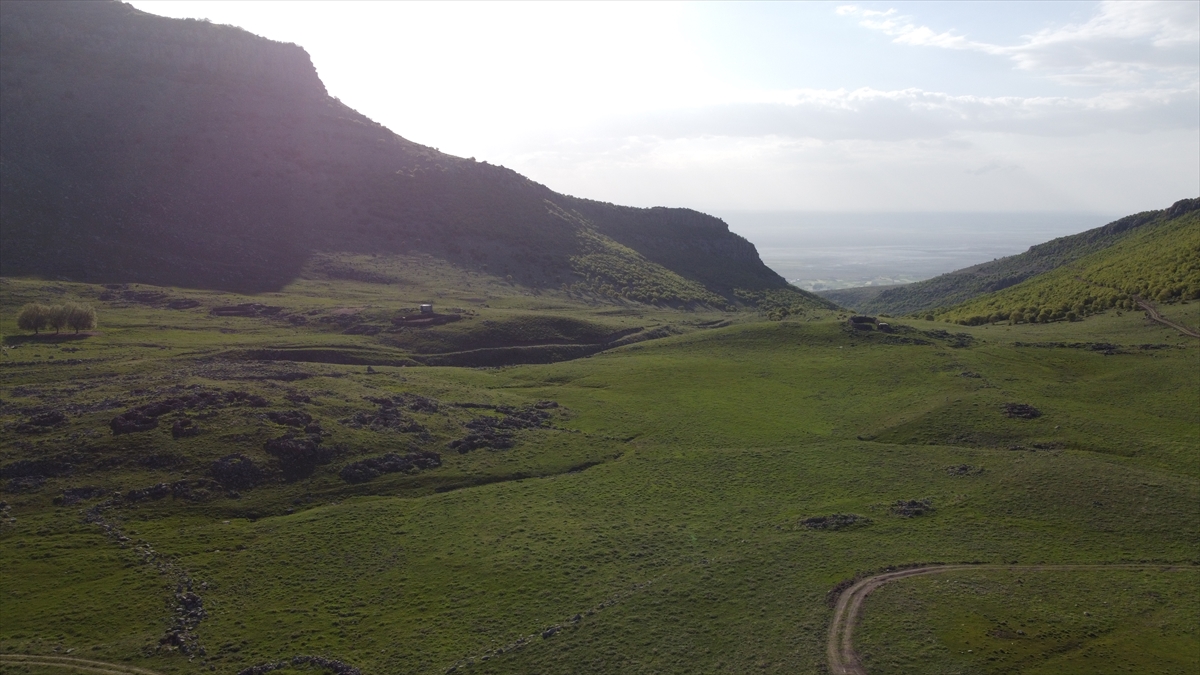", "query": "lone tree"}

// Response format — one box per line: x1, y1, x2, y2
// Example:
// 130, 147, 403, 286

16, 303, 50, 334
47, 304, 70, 334
65, 303, 97, 334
